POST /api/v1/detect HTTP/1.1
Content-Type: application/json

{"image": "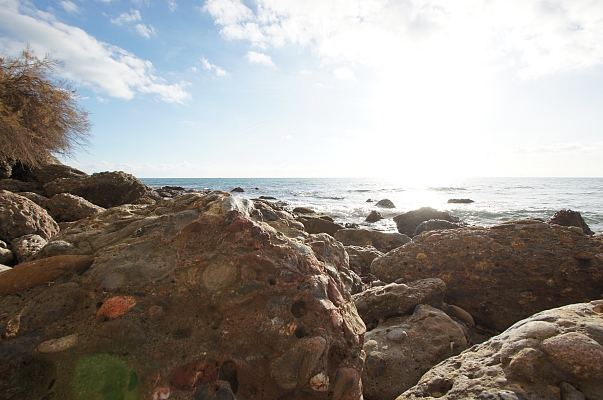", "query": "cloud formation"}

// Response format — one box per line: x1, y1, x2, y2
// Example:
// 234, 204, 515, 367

245, 51, 275, 67
0, 0, 189, 103
202, 0, 603, 78
200, 56, 227, 76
